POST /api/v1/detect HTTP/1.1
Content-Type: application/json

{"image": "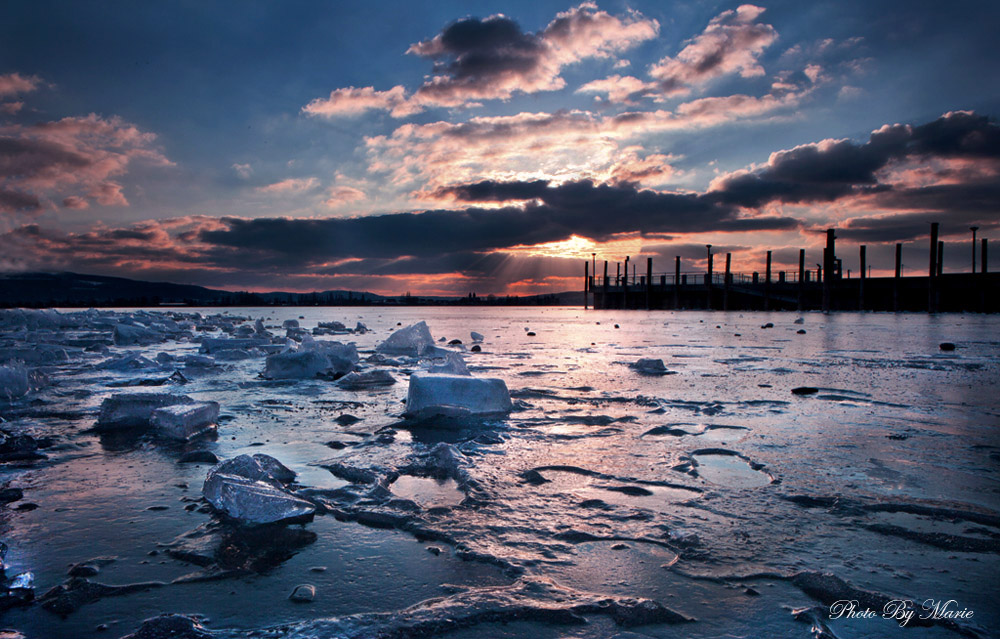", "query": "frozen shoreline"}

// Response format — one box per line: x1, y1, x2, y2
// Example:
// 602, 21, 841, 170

1, 307, 998, 638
